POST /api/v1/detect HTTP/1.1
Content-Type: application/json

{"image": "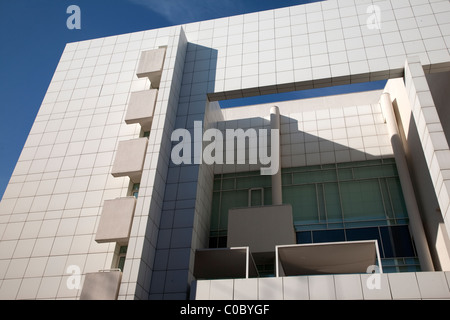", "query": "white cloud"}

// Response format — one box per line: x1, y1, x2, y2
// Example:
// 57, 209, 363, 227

128, 0, 246, 24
